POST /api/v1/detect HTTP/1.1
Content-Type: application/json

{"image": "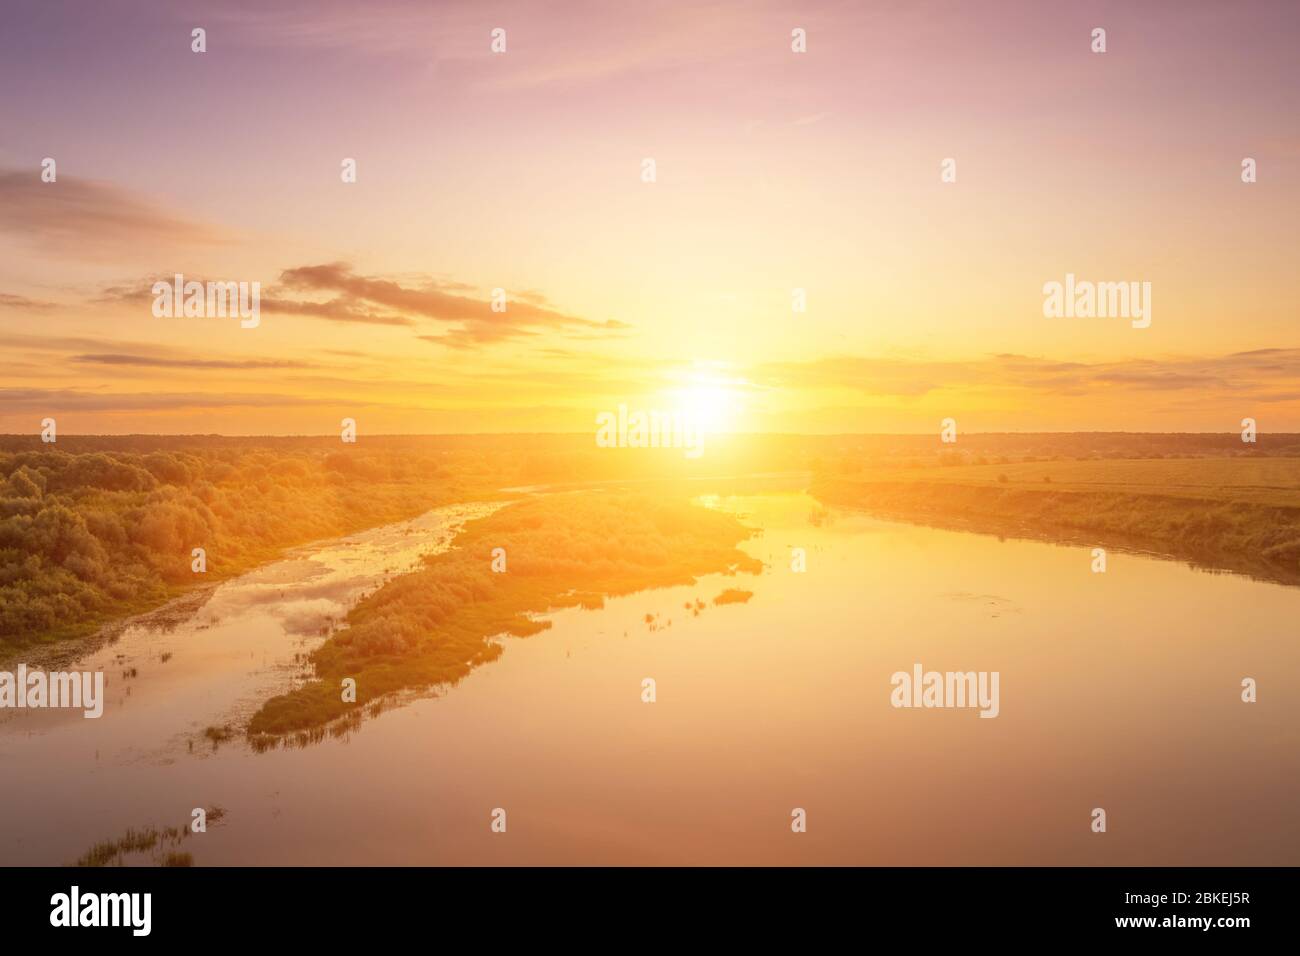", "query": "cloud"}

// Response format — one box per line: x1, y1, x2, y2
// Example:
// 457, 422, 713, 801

0, 333, 321, 374
73, 353, 316, 371
0, 388, 340, 413
87, 264, 626, 343
94, 277, 417, 328
260, 295, 417, 327
0, 171, 228, 260
272, 262, 627, 345
0, 292, 57, 311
